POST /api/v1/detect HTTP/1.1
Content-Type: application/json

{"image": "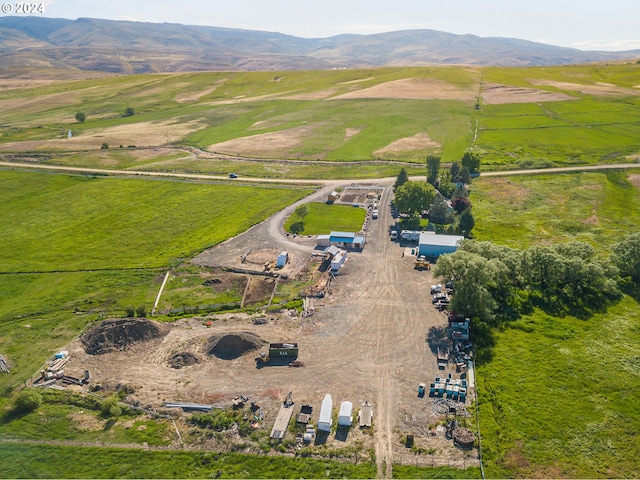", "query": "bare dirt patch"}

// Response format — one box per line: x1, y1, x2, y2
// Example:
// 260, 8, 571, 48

628, 173, 640, 188
481, 83, 574, 104
338, 77, 376, 85
0, 119, 206, 152
206, 332, 266, 360
373, 132, 441, 156
330, 78, 476, 101
81, 318, 169, 355
207, 125, 318, 157
244, 276, 278, 305
529, 79, 640, 97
